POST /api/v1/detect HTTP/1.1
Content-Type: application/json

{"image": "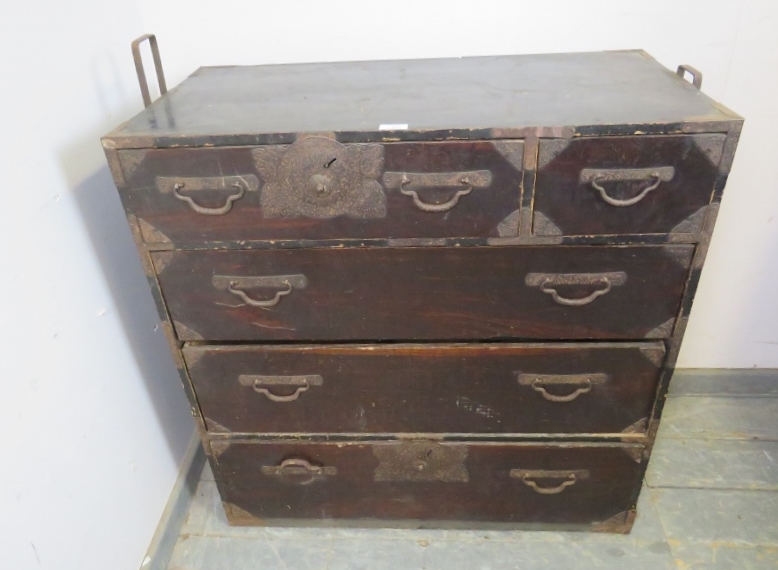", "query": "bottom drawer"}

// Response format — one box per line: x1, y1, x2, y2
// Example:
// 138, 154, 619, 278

210, 439, 644, 531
